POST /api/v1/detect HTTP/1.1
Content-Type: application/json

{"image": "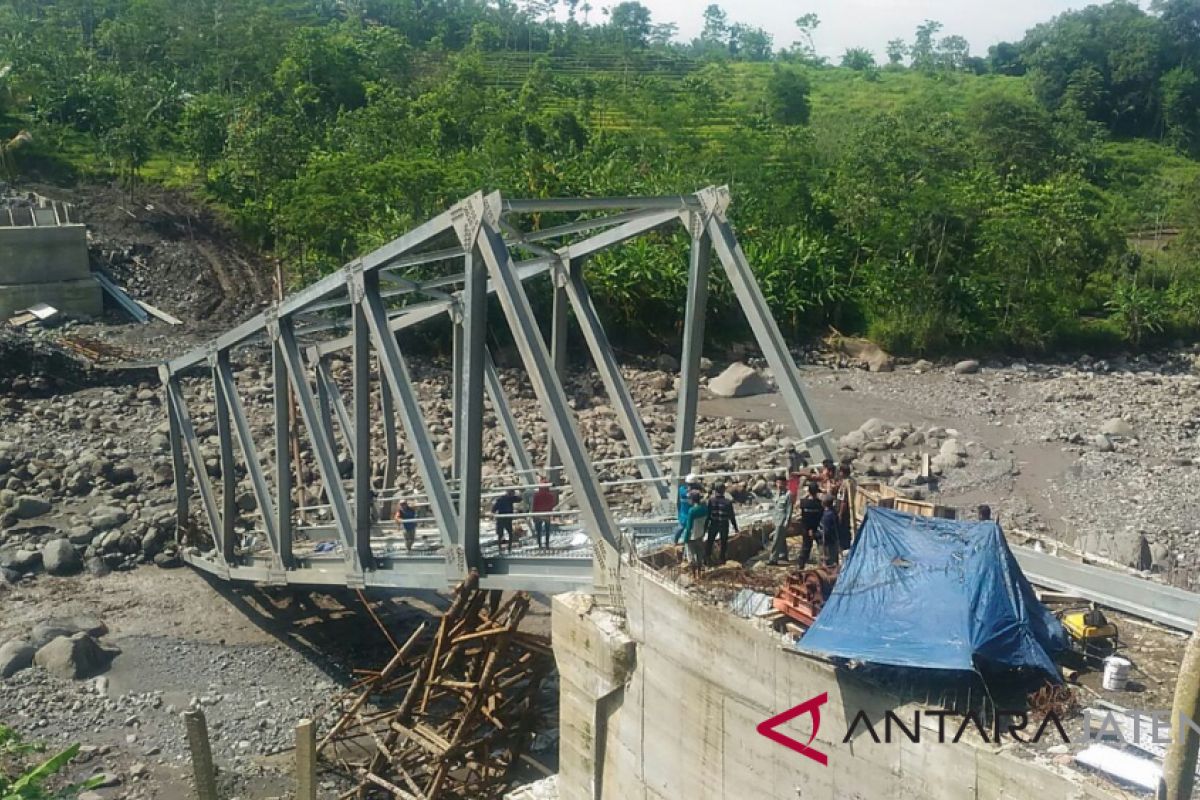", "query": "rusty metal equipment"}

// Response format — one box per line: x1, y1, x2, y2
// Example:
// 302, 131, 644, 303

317, 572, 554, 799
773, 566, 839, 627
